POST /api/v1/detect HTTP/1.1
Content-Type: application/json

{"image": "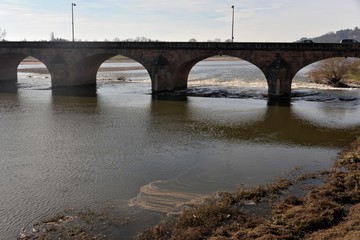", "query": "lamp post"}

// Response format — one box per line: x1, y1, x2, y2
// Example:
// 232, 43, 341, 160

231, 5, 234, 42
72, 3, 76, 42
